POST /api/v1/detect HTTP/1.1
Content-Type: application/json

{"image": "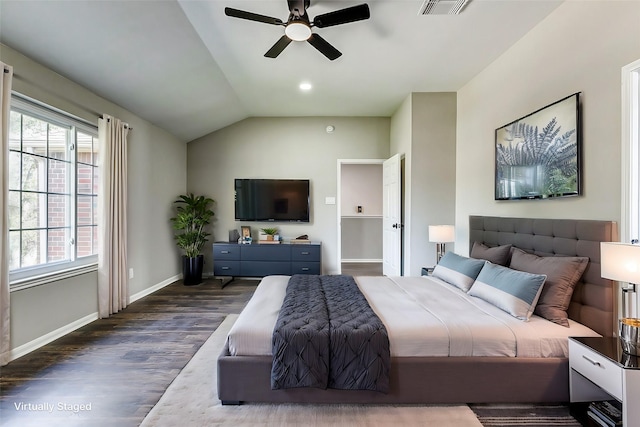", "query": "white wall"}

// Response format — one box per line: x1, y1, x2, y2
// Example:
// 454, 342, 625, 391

341, 163, 383, 261
340, 164, 382, 217
186, 116, 390, 275
456, 0, 640, 255
1, 45, 187, 355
